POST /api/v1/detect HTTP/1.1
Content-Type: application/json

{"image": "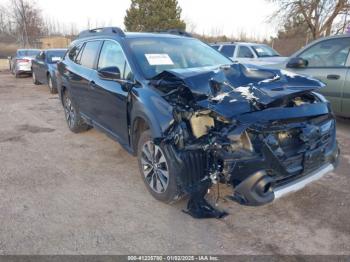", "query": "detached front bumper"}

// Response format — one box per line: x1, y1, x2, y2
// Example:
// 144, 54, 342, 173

230, 139, 339, 206
274, 163, 334, 199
